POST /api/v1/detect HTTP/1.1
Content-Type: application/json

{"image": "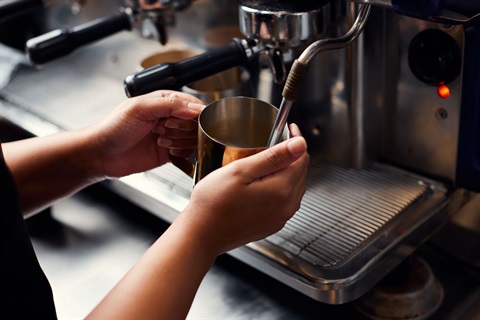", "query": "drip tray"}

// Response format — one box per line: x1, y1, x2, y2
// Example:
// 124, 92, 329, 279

96, 156, 450, 305
127, 158, 448, 304
230, 159, 449, 304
